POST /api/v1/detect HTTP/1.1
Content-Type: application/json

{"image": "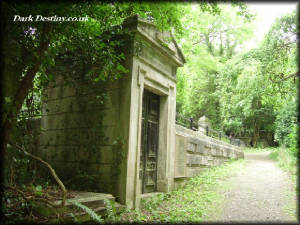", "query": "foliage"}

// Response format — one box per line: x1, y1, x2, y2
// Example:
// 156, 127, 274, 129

176, 8, 298, 146
176, 3, 254, 129
216, 50, 277, 145
286, 124, 299, 156
103, 199, 118, 222
70, 201, 104, 223
262, 11, 299, 148
269, 147, 298, 177
260, 11, 298, 86
117, 159, 245, 222
2, 182, 64, 223
274, 99, 298, 148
